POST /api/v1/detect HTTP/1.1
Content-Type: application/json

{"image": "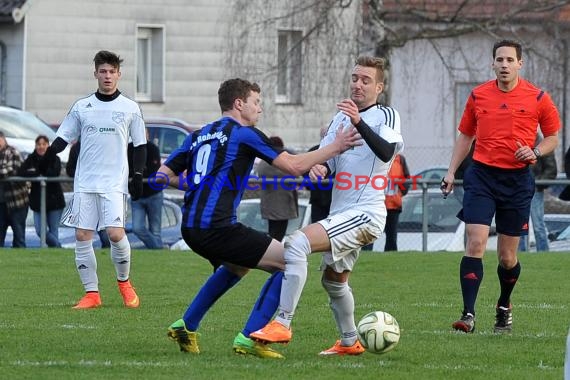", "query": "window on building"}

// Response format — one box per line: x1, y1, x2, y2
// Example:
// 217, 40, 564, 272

276, 30, 303, 104
136, 26, 165, 102
454, 82, 478, 127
